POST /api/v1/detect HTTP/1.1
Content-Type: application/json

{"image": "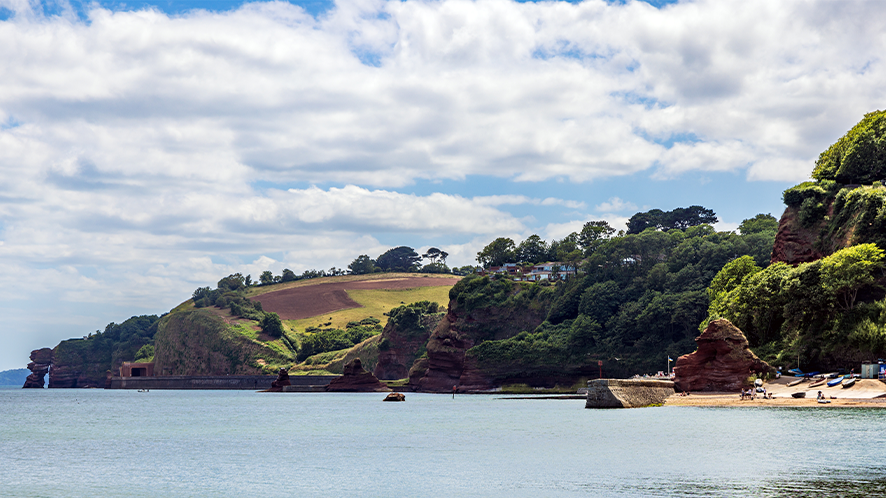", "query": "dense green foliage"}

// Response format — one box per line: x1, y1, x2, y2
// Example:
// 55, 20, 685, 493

476, 221, 618, 268
53, 315, 161, 383
376, 246, 422, 272
193, 275, 291, 337
348, 255, 377, 274
296, 318, 383, 361
626, 206, 718, 234
824, 185, 886, 251
466, 220, 775, 380
813, 110, 886, 184
706, 244, 886, 369
738, 214, 778, 235
378, 302, 442, 353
